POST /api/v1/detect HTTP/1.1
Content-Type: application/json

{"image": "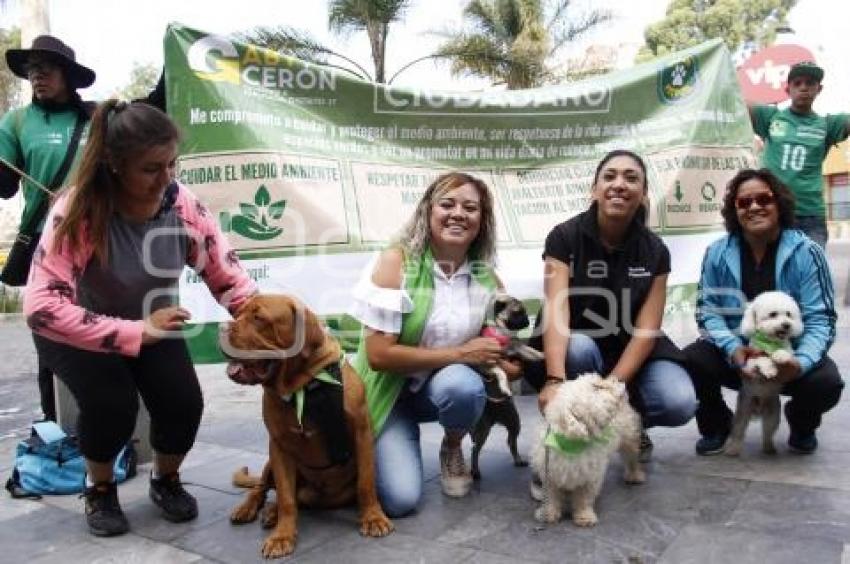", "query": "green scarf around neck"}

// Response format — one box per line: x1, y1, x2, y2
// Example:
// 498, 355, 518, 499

353, 247, 496, 435
543, 424, 616, 458
750, 330, 788, 354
